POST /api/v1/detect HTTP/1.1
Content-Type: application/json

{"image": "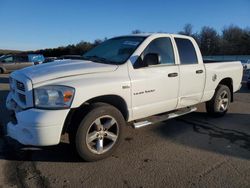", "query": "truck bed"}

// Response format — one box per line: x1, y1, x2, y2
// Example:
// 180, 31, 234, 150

204, 61, 243, 93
